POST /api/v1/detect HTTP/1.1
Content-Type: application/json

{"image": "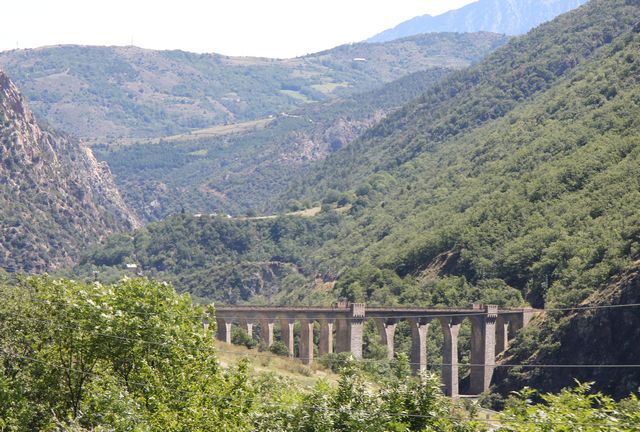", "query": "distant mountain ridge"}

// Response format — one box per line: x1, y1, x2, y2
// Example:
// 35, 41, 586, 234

0, 70, 139, 272
0, 33, 507, 140
368, 0, 589, 43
